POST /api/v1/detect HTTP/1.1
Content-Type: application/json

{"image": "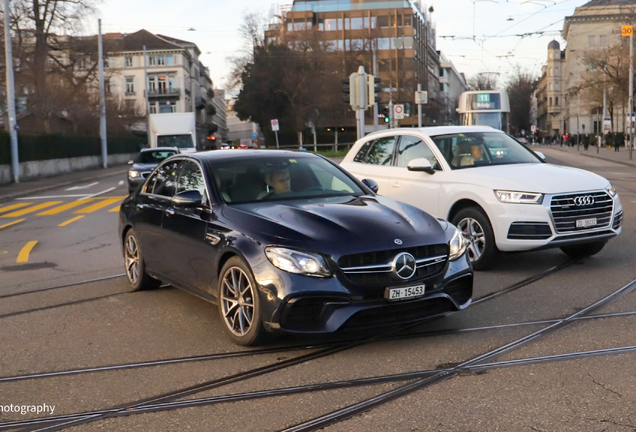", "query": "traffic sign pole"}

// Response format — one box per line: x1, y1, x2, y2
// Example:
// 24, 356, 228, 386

630, 29, 634, 159
417, 84, 422, 128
